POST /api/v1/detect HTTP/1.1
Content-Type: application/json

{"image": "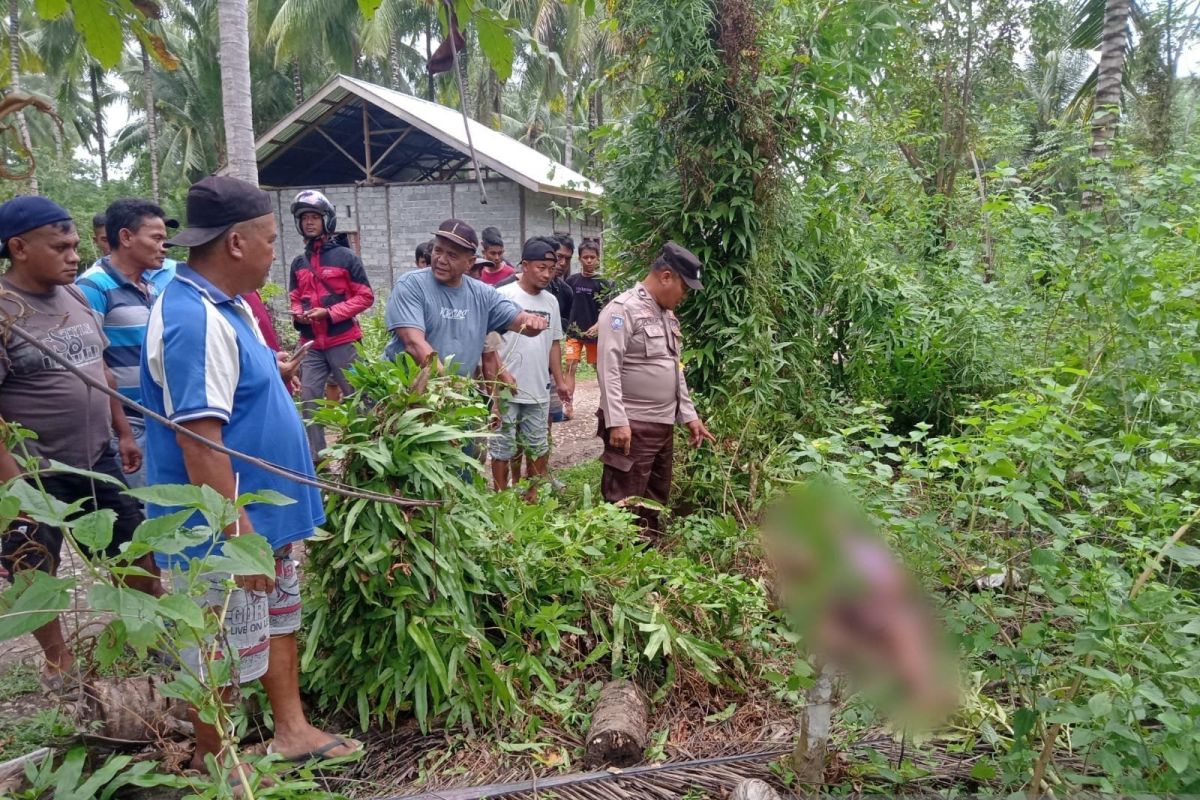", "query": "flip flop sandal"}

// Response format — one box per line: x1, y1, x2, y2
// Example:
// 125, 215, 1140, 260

267, 735, 363, 765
